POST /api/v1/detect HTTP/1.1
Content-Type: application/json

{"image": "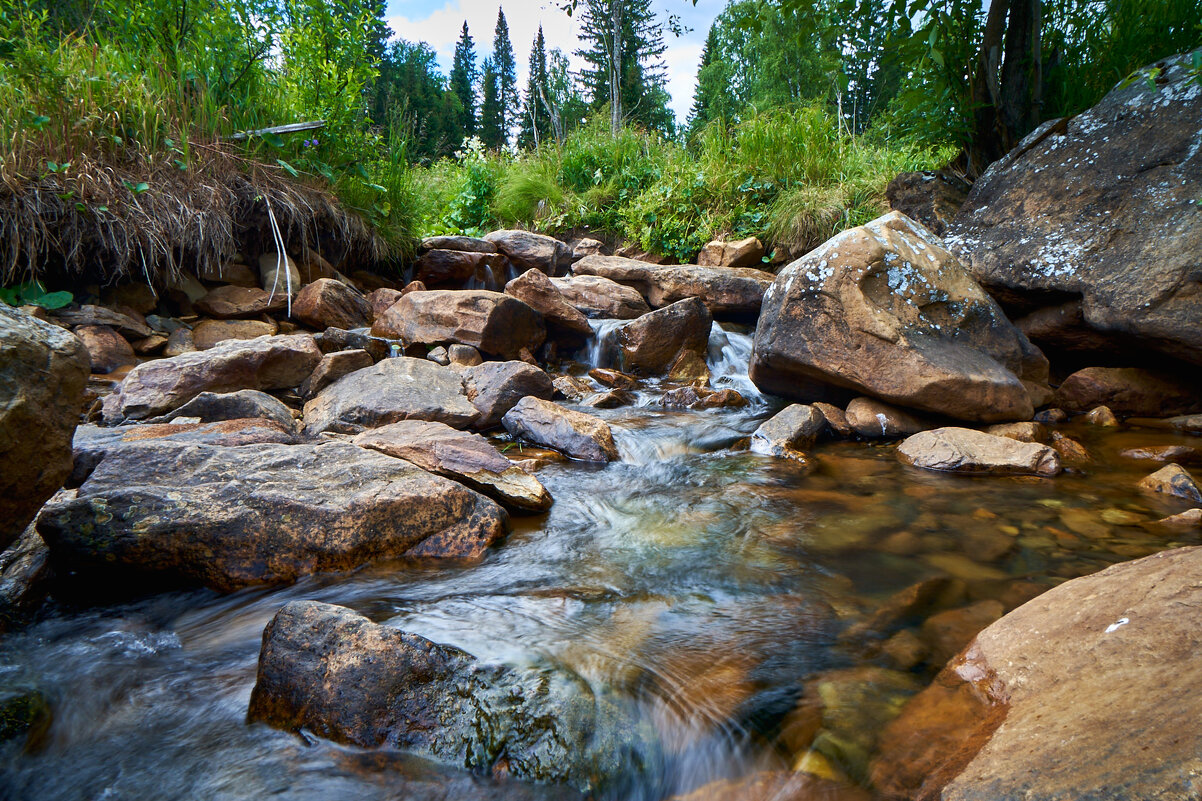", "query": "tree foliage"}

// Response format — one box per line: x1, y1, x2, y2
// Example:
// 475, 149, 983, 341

449, 22, 479, 138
